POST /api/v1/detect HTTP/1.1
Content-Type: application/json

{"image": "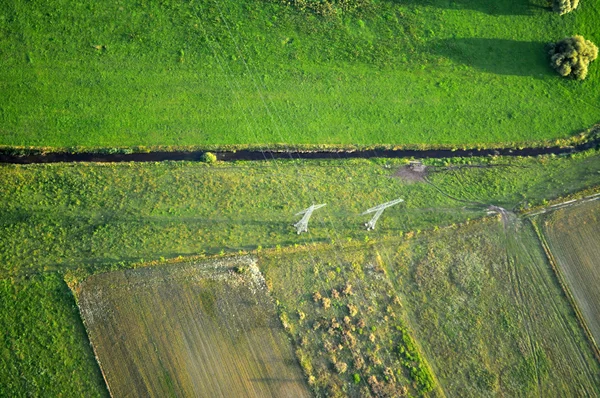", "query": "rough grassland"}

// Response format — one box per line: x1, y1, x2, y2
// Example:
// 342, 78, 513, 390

539, 200, 600, 347
1, 153, 599, 394
260, 217, 600, 397
387, 219, 600, 396
0, 273, 107, 397
1, 151, 599, 278
76, 256, 310, 397
260, 246, 440, 397
1, 0, 599, 147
